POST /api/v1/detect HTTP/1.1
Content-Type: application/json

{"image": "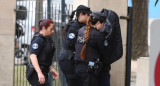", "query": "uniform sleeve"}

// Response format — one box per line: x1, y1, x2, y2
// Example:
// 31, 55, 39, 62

96, 33, 107, 56
30, 37, 44, 56
65, 25, 78, 48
